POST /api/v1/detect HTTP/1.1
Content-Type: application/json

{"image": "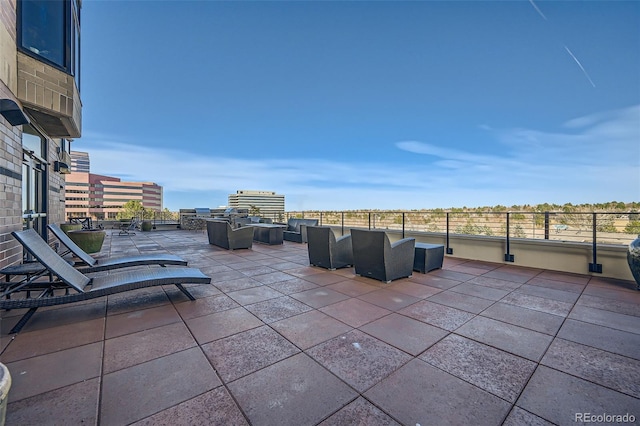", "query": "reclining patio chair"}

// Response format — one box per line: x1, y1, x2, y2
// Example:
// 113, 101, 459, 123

118, 217, 140, 235
307, 226, 353, 270
350, 229, 415, 283
49, 223, 187, 272
2, 228, 211, 333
